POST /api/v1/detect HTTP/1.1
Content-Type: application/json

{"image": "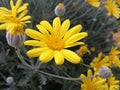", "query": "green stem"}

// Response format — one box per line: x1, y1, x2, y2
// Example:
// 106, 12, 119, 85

35, 60, 43, 69
69, 1, 86, 19
80, 63, 92, 68
16, 48, 33, 68
57, 67, 82, 84
39, 70, 96, 81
